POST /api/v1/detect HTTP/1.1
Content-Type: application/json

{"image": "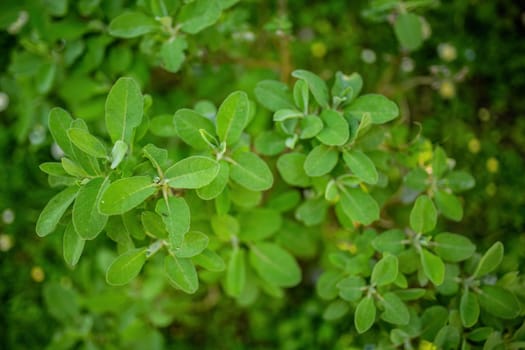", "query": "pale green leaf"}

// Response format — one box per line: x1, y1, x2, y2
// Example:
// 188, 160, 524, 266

230, 152, 273, 191
99, 176, 157, 215
165, 156, 220, 189
164, 255, 199, 293
106, 248, 147, 286
36, 186, 79, 237
249, 242, 301, 287
216, 91, 249, 145
72, 177, 109, 239
109, 12, 160, 38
